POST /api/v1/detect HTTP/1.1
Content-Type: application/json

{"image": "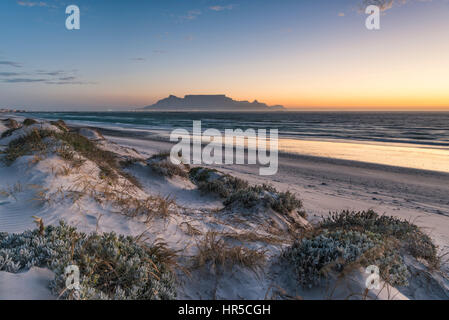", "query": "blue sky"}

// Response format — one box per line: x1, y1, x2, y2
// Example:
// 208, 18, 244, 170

1, 0, 448, 110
